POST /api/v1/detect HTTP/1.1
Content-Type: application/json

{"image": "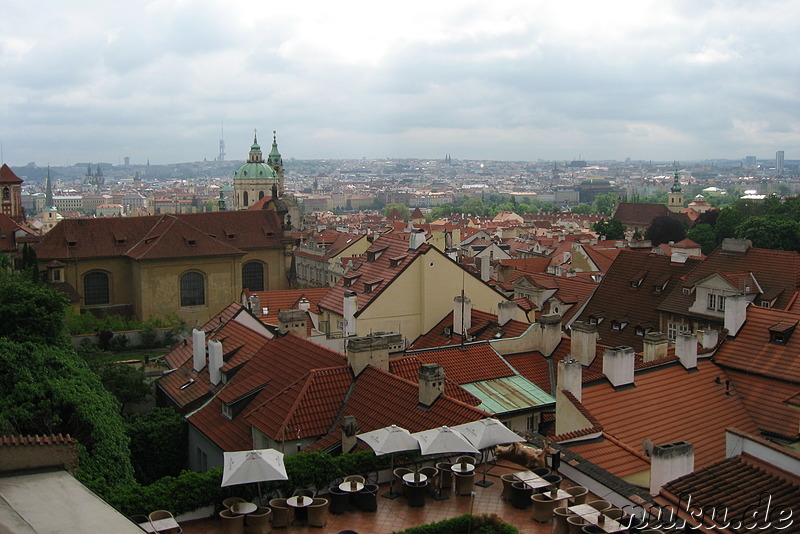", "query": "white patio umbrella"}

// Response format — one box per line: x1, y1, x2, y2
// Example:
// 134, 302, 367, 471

221, 449, 288, 503
412, 426, 480, 499
451, 418, 524, 486
357, 425, 420, 499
